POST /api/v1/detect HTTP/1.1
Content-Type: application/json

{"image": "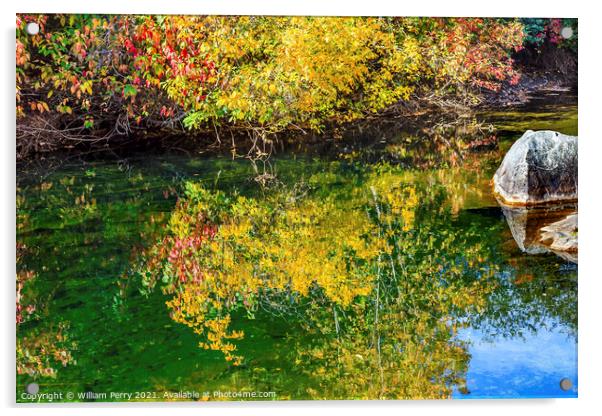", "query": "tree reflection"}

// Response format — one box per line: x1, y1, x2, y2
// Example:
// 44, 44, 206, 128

16, 242, 77, 379
15, 168, 173, 383
16, 155, 578, 399
135, 165, 507, 398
